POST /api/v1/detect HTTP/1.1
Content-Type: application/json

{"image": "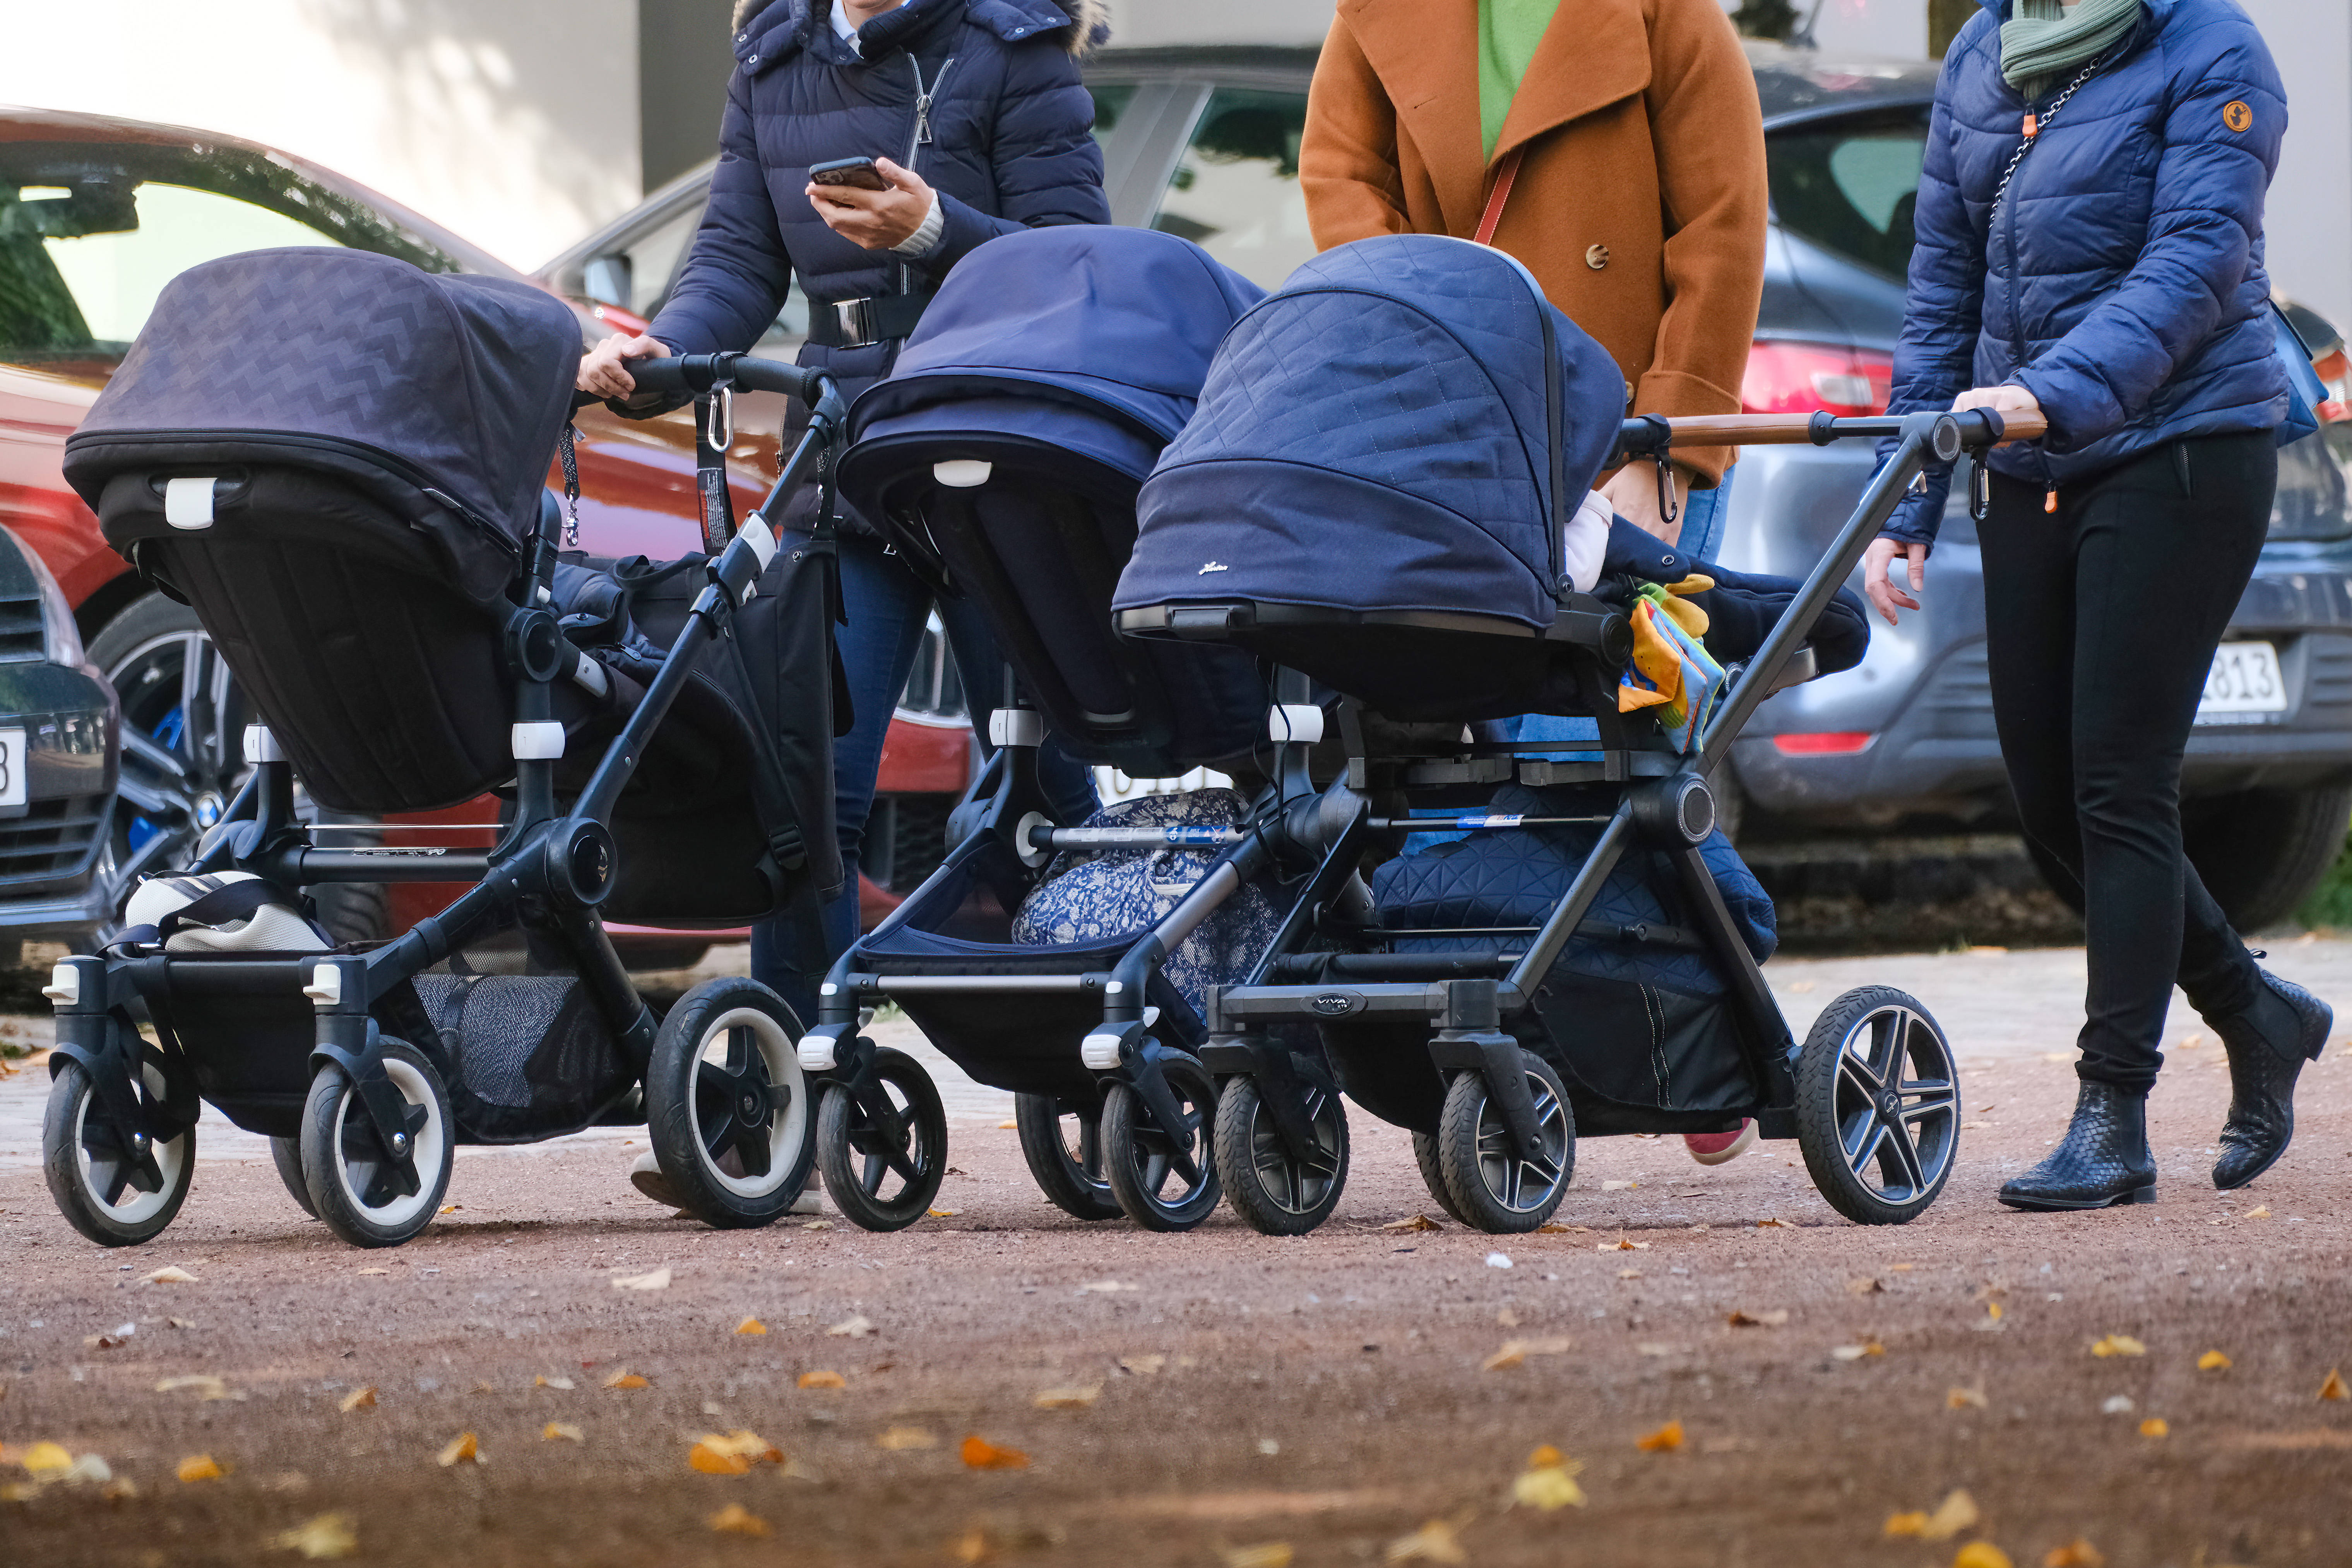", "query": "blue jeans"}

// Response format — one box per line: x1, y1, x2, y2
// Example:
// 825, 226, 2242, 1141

751, 532, 1097, 1023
